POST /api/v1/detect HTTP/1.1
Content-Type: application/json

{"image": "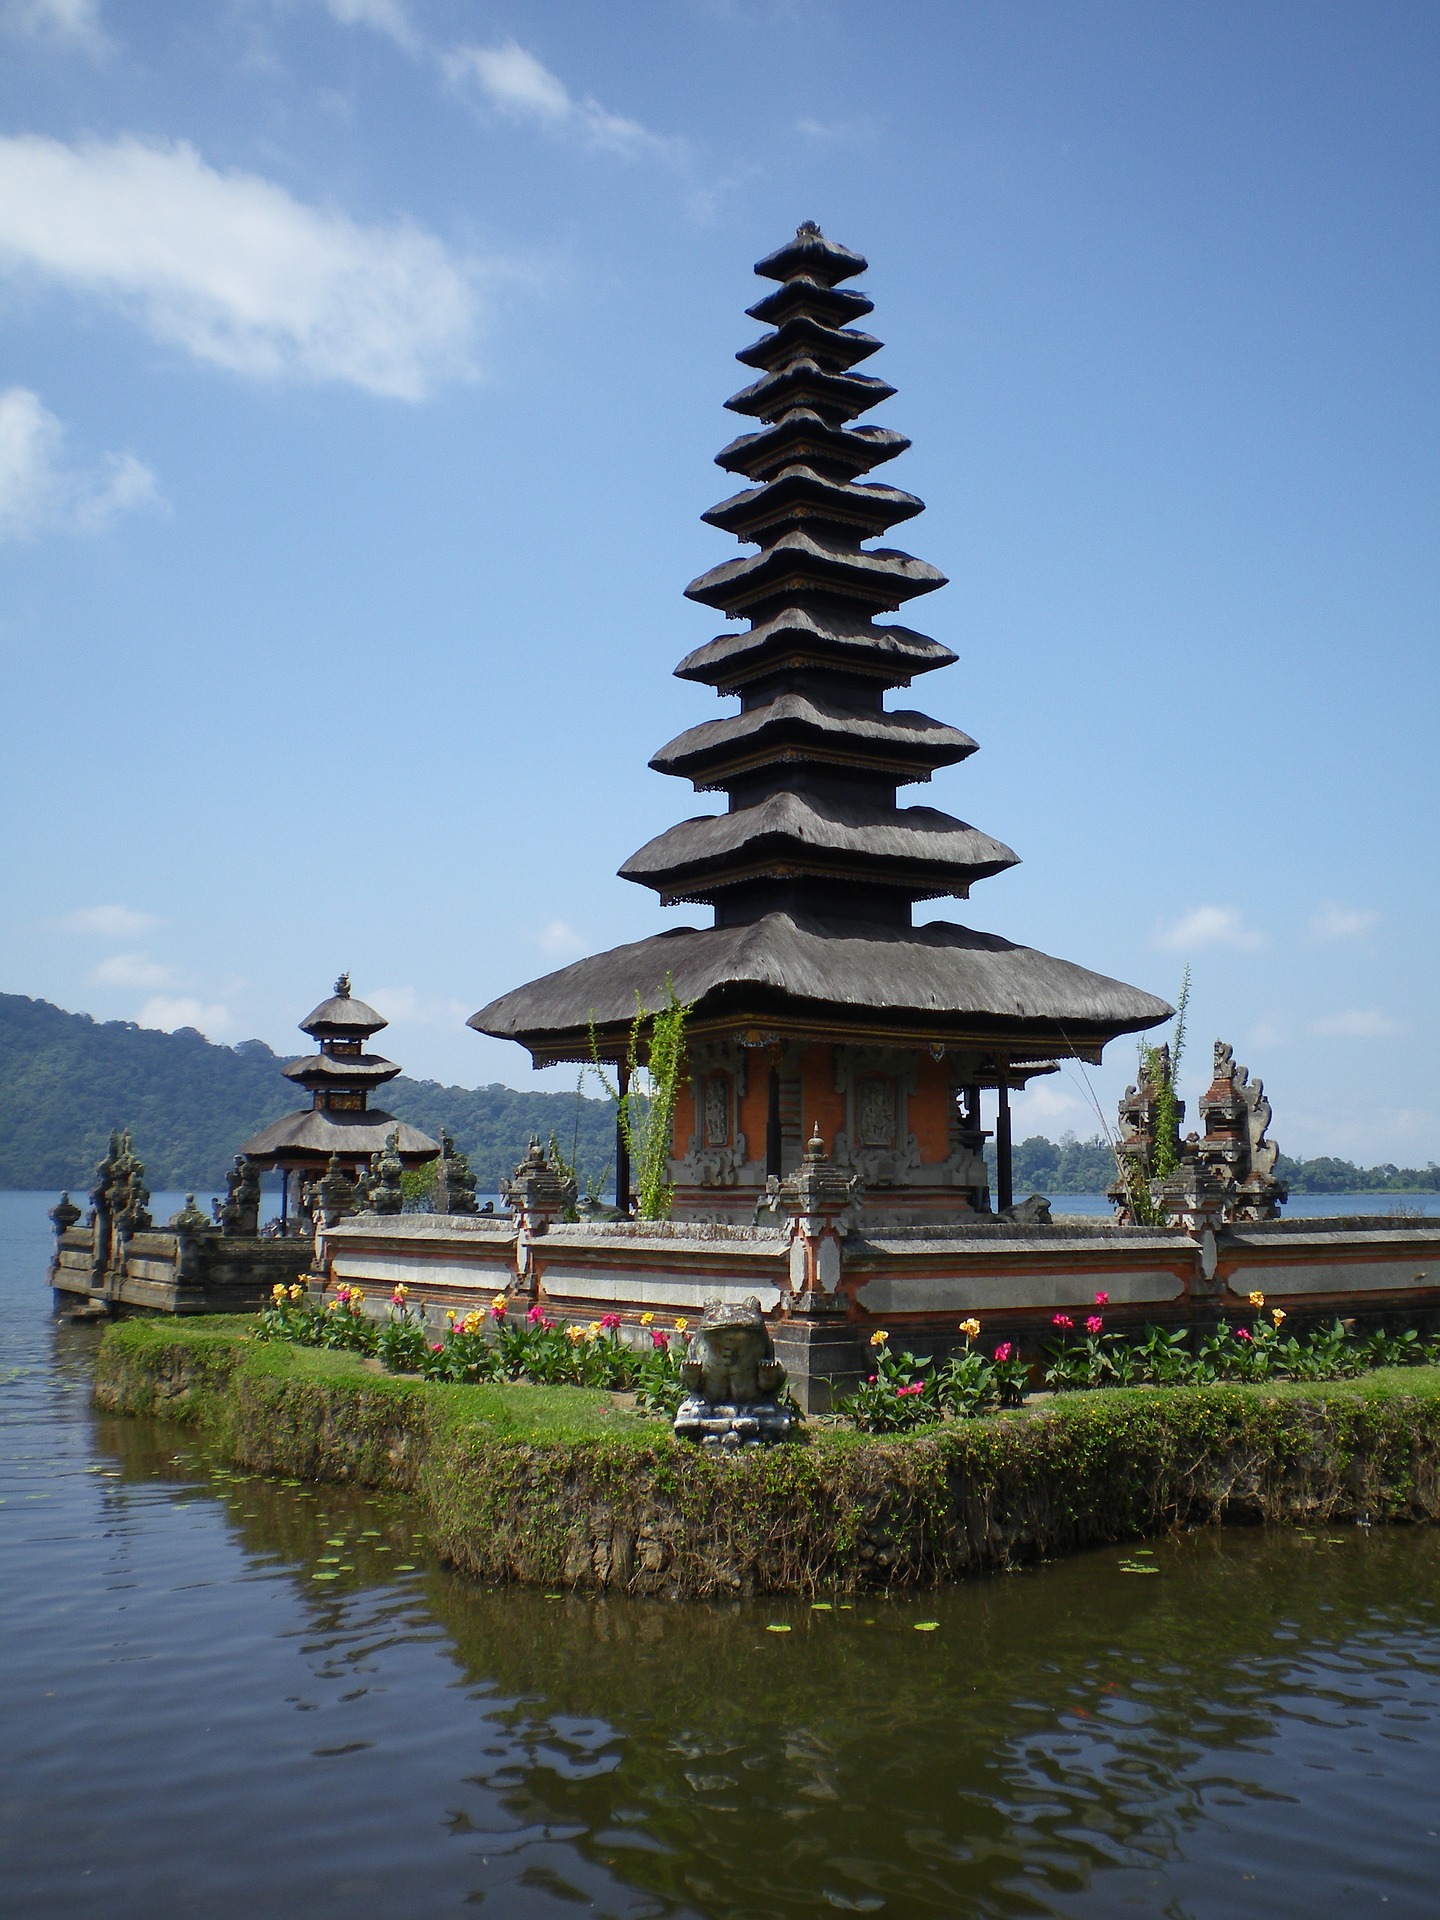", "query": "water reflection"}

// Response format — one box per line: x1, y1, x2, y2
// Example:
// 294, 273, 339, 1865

5, 1191, 1440, 1918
